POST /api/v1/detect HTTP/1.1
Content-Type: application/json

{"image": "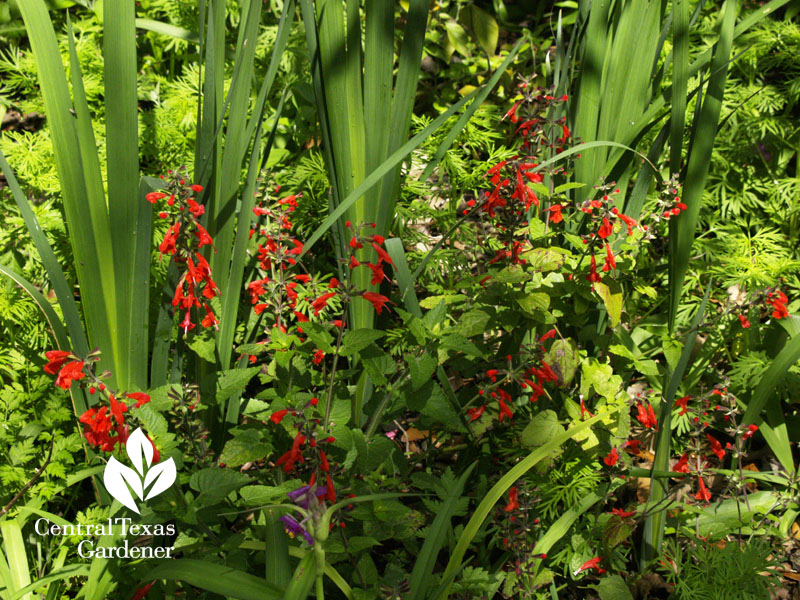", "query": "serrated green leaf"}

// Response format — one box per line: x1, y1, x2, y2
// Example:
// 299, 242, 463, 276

342, 329, 386, 354
407, 353, 438, 391
594, 280, 623, 327
190, 468, 252, 505
219, 429, 271, 467
216, 367, 261, 404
